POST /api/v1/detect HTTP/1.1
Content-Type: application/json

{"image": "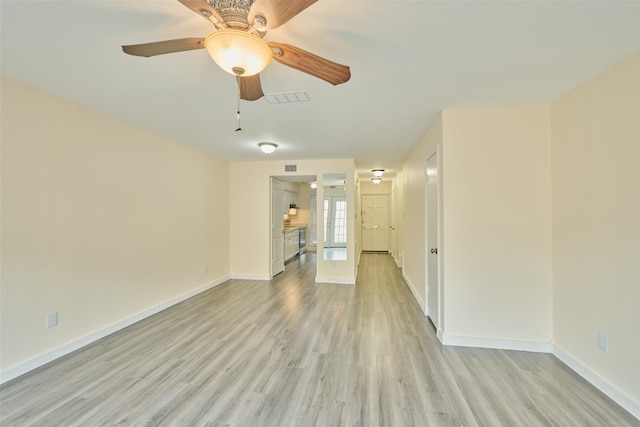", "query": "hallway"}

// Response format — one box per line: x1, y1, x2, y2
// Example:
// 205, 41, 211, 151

1, 253, 637, 426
